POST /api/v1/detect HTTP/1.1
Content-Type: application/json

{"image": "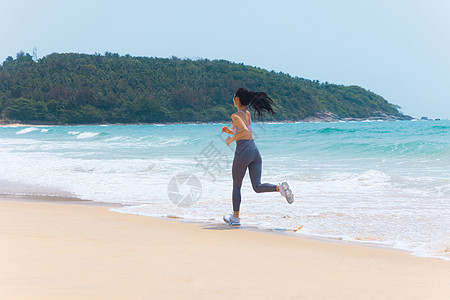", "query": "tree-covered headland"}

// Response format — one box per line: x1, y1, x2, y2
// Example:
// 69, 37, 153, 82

0, 52, 411, 124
